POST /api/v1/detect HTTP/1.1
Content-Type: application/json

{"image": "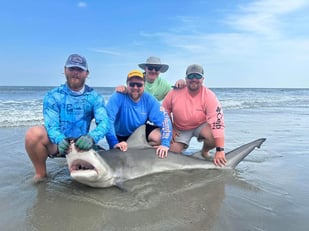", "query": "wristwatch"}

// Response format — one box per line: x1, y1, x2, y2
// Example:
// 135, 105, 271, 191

216, 147, 224, 152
